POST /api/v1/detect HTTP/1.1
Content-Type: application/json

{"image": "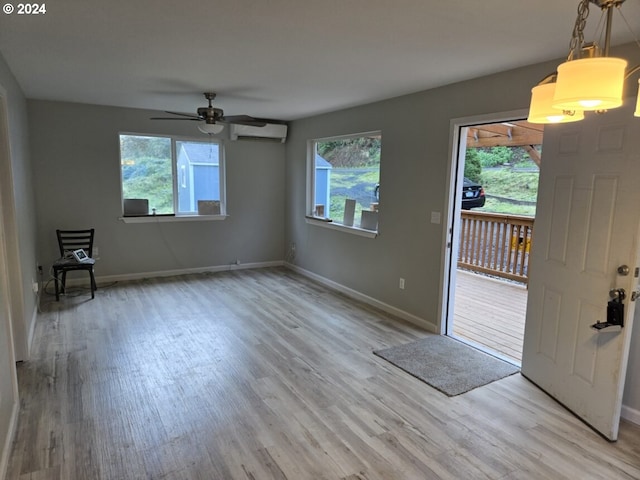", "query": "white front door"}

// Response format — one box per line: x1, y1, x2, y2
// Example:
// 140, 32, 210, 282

521, 102, 640, 440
